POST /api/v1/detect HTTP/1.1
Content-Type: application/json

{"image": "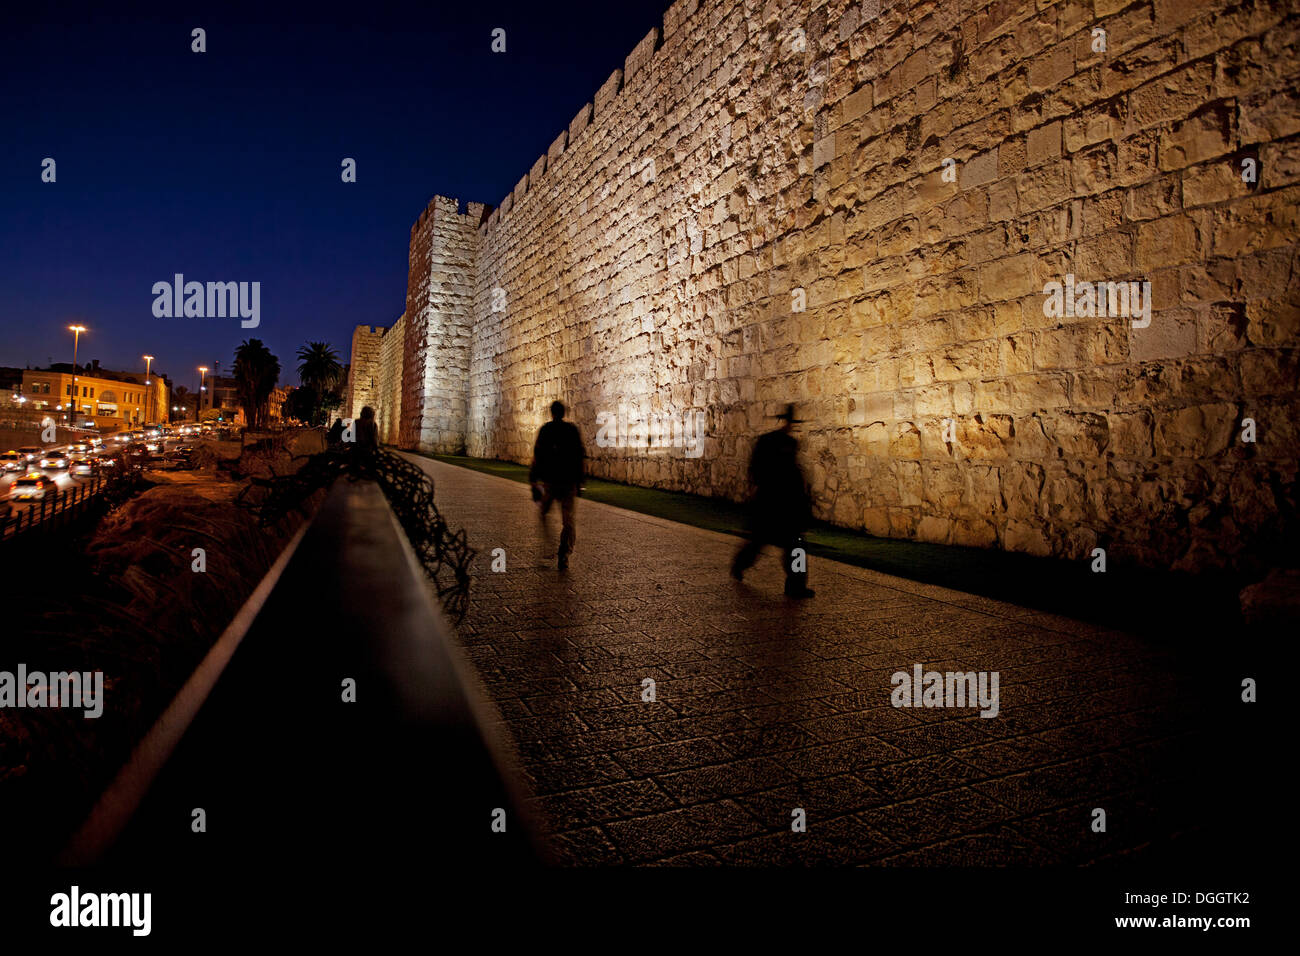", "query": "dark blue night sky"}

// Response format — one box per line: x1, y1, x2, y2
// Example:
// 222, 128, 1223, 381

1, 0, 672, 388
